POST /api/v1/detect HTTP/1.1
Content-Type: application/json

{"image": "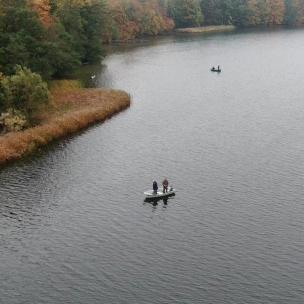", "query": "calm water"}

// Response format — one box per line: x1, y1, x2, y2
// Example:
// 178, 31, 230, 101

1, 28, 304, 304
